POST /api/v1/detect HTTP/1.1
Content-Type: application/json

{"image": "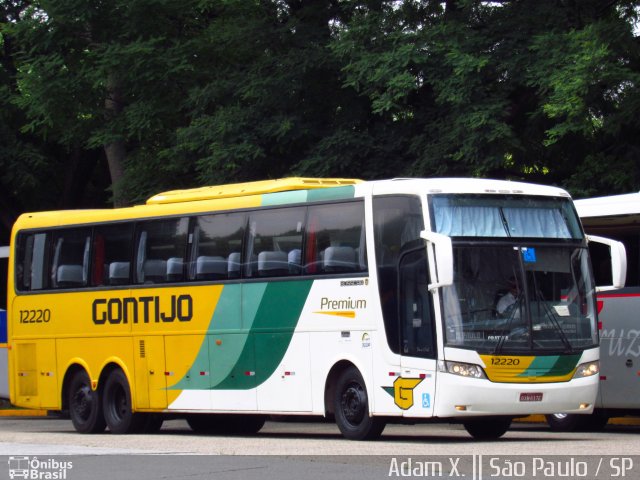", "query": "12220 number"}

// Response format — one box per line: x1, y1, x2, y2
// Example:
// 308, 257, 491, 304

19, 309, 51, 324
